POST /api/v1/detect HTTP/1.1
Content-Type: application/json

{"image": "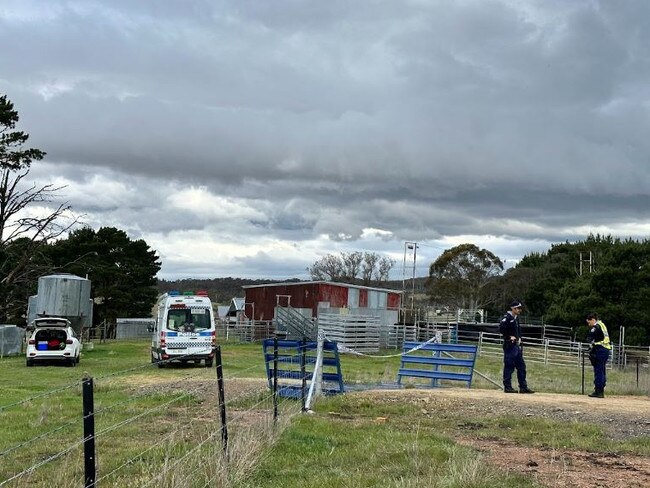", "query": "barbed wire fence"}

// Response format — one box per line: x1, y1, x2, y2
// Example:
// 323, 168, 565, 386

0, 342, 310, 488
